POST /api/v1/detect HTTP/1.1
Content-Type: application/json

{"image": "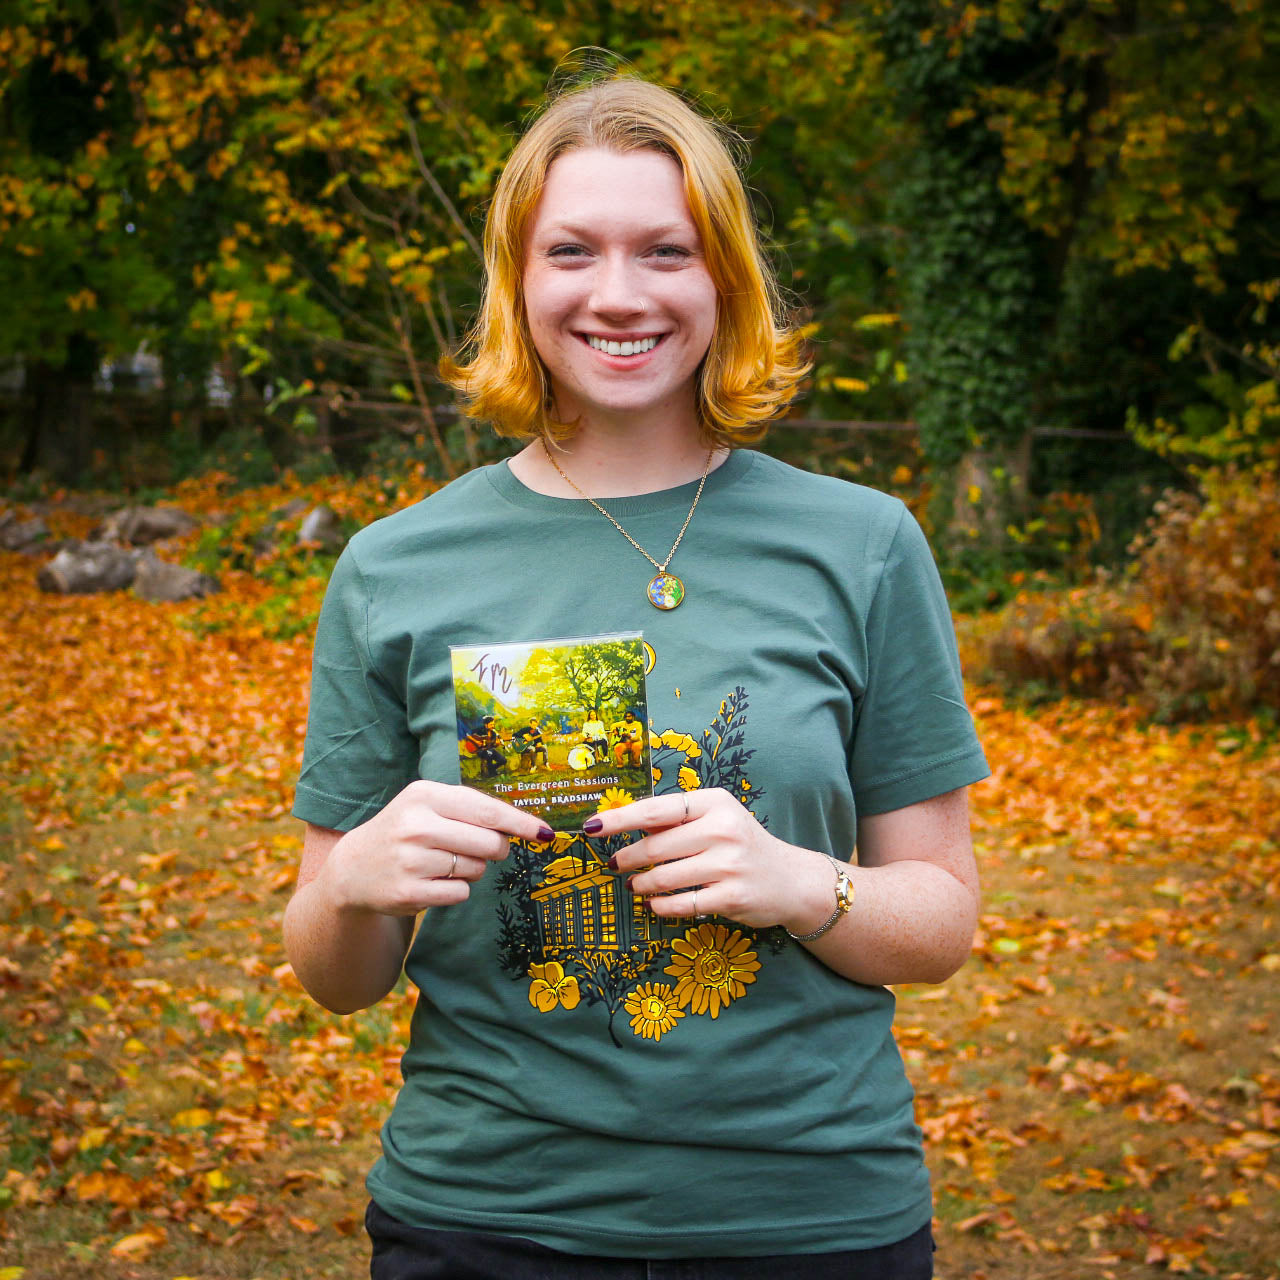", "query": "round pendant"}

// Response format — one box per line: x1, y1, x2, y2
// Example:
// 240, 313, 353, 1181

647, 572, 685, 610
